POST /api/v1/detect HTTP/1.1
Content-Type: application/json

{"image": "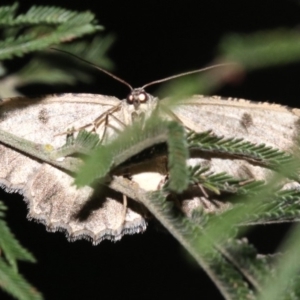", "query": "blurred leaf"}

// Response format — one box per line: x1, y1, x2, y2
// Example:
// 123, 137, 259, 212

0, 201, 41, 300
